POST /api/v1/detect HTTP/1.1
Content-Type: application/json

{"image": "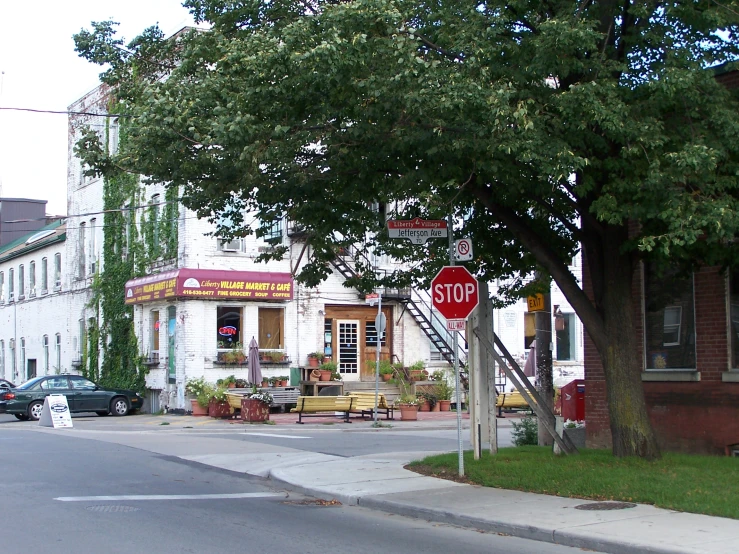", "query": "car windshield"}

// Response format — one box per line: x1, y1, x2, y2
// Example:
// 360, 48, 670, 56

15, 377, 46, 390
